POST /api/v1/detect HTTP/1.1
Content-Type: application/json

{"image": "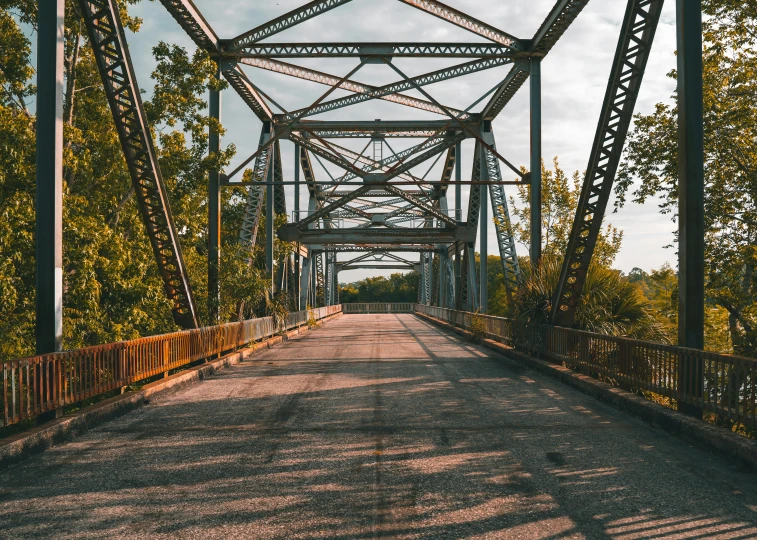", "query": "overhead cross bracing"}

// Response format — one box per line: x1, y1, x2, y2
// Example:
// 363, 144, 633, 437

149, 0, 596, 316
62, 0, 674, 333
